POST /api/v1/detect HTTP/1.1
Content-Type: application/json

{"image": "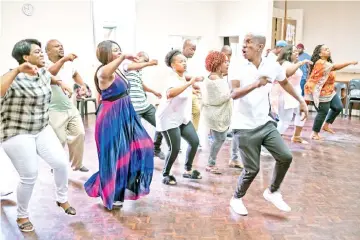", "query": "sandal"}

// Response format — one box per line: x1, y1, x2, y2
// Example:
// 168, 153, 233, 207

162, 175, 177, 185
17, 220, 34, 232
183, 170, 202, 179
56, 201, 76, 215
310, 134, 323, 140
205, 166, 222, 174
228, 160, 243, 169
322, 127, 335, 134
